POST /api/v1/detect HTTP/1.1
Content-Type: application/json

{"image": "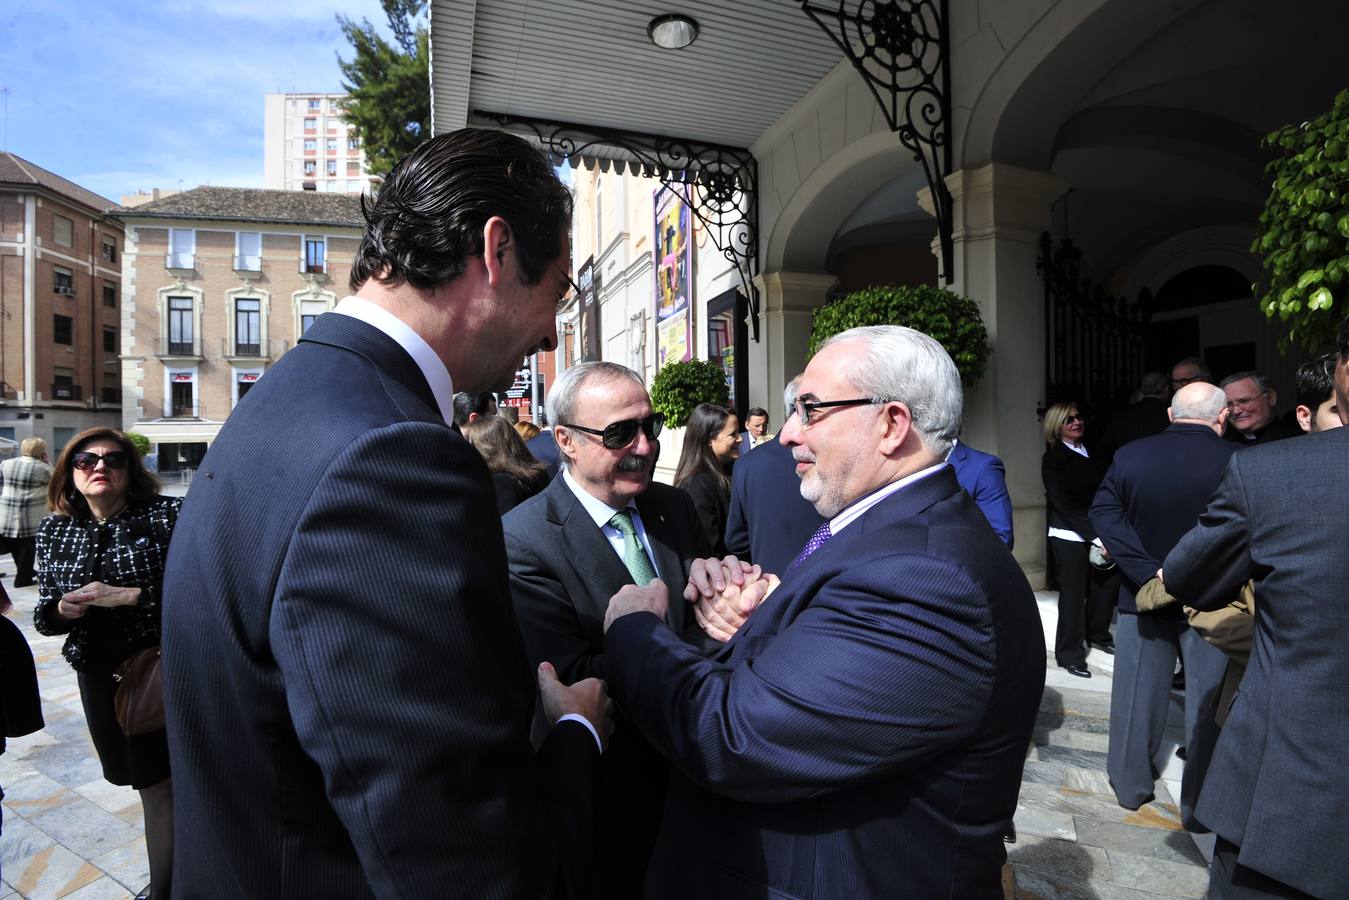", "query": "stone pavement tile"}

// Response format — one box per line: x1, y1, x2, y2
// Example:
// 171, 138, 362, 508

1013, 804, 1076, 841
4, 844, 103, 900
0, 808, 58, 867
1020, 759, 1072, 786
1, 881, 16, 898
1017, 783, 1183, 830
1062, 766, 1114, 796
1, 729, 60, 763
1074, 818, 1207, 866
59, 878, 132, 900
89, 837, 148, 894
1105, 849, 1209, 897
1036, 728, 1110, 753
1007, 834, 1112, 882
1043, 667, 1112, 695
72, 781, 139, 820
23, 741, 106, 792
1, 773, 80, 815
1011, 866, 1175, 900
1032, 744, 1111, 769
112, 807, 143, 829
23, 795, 142, 862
